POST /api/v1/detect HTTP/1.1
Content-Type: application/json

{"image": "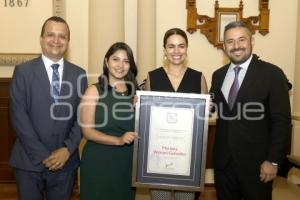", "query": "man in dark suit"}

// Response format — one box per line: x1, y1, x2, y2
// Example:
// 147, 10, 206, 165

210, 21, 291, 200
9, 16, 87, 199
